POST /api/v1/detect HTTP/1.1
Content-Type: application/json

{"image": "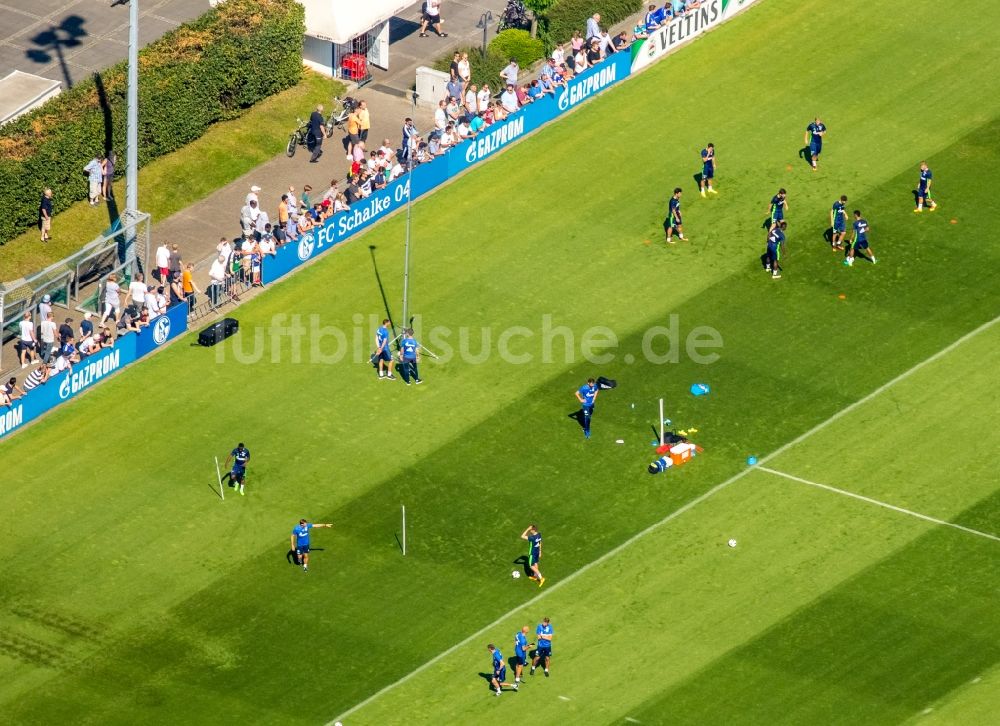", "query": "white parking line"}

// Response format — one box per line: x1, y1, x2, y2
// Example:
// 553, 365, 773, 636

757, 466, 1000, 543
328, 313, 1000, 724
